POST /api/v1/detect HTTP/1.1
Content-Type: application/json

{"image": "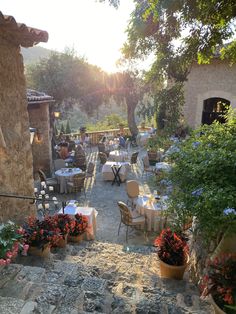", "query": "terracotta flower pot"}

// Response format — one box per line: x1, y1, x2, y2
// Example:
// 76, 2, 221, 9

68, 233, 84, 243
28, 243, 50, 258
209, 295, 226, 314
56, 234, 68, 248
158, 254, 189, 280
